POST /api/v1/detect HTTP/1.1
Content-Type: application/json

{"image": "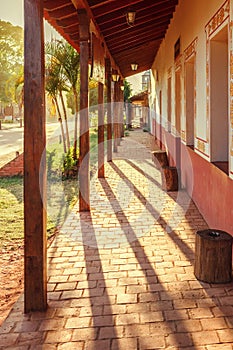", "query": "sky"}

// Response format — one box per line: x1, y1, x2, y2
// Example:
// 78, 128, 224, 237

0, 0, 60, 41
0, 0, 23, 27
